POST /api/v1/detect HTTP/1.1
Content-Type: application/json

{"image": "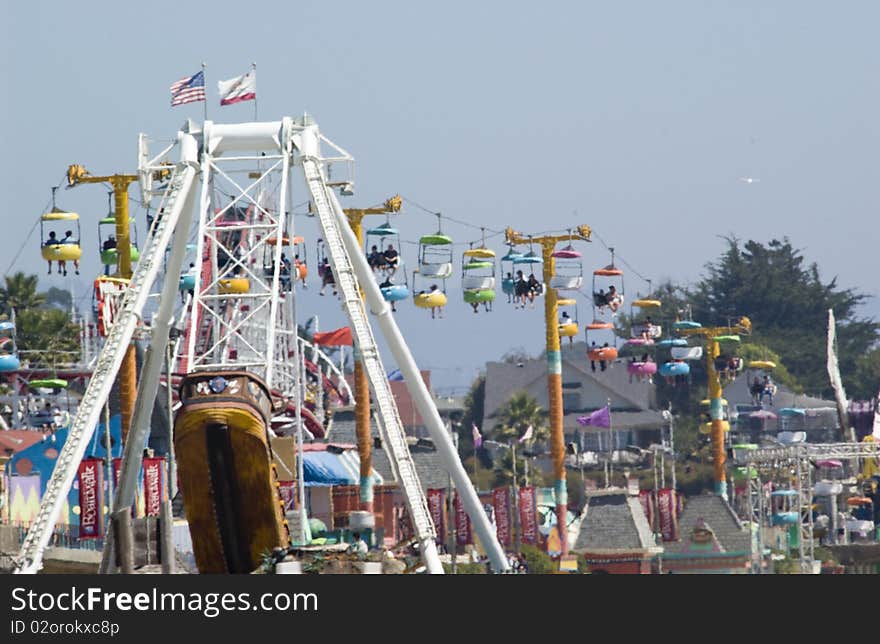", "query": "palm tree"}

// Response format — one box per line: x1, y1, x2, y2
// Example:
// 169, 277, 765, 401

0, 272, 45, 315
493, 391, 548, 444
490, 391, 548, 487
